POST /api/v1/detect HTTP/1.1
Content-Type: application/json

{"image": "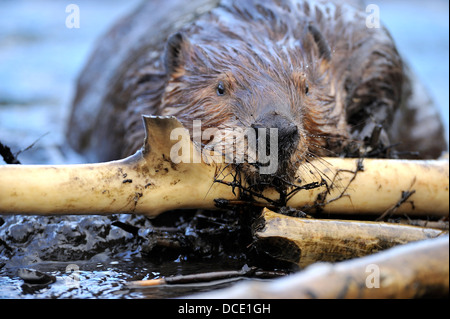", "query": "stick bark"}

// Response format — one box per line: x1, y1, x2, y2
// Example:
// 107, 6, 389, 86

253, 209, 448, 268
